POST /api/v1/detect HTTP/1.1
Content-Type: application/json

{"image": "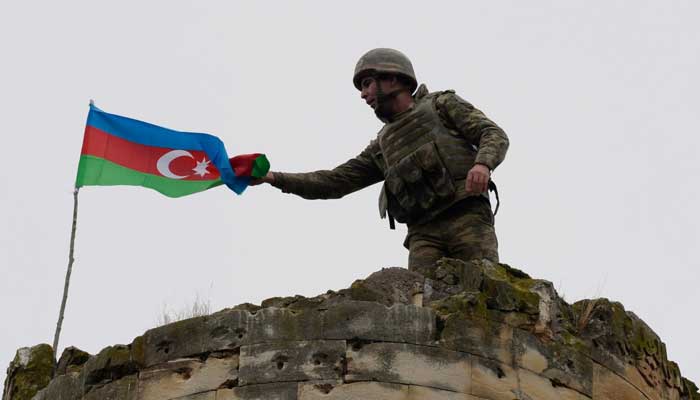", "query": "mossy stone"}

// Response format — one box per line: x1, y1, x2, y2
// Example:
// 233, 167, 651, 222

3, 344, 54, 400
55, 347, 90, 376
